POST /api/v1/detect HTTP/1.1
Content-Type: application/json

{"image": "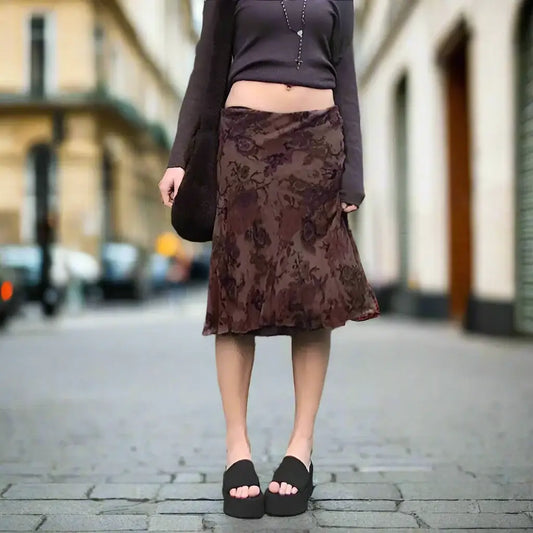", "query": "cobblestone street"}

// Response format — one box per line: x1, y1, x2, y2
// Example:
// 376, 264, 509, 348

0, 288, 532, 532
